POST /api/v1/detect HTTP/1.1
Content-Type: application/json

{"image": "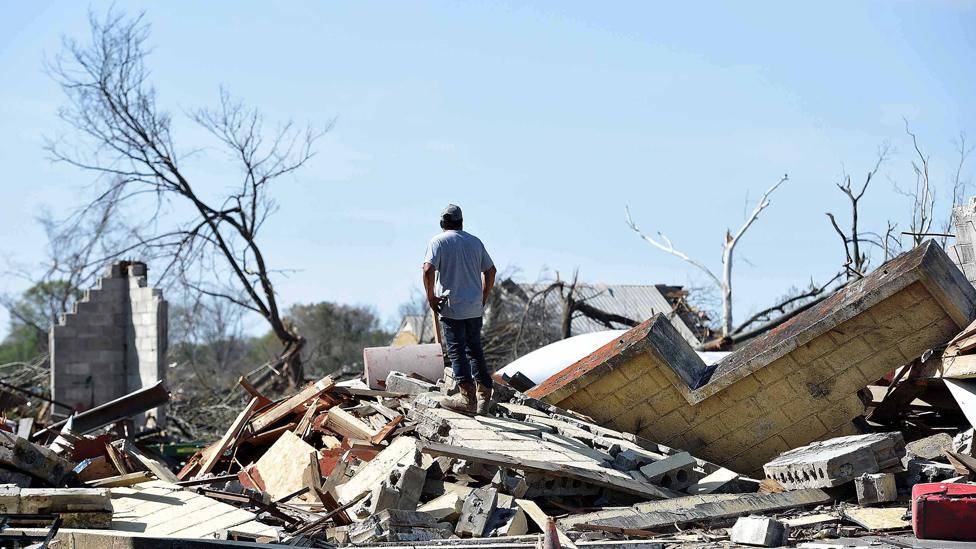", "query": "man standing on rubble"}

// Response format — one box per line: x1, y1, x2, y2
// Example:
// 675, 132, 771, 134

423, 204, 497, 413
